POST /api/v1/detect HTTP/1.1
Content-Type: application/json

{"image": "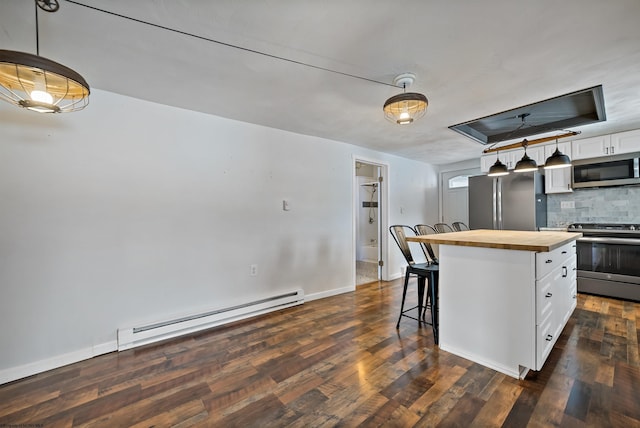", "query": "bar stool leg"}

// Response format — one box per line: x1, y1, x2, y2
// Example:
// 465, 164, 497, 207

417, 276, 426, 324
396, 270, 411, 329
430, 273, 439, 344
